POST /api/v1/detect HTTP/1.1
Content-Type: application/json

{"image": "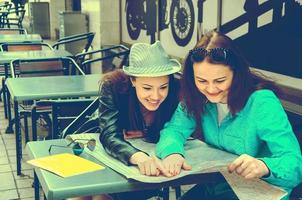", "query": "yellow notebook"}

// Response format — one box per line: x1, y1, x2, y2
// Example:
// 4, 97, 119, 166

27, 153, 105, 177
